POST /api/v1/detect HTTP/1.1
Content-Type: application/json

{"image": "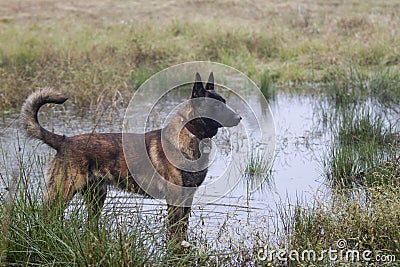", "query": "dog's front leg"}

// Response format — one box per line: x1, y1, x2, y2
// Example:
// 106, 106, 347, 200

166, 190, 194, 243
166, 204, 191, 243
